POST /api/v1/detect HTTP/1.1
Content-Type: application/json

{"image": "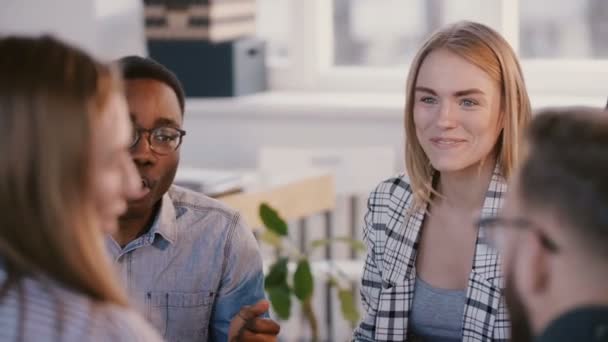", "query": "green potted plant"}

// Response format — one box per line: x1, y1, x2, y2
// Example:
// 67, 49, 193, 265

259, 203, 363, 342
